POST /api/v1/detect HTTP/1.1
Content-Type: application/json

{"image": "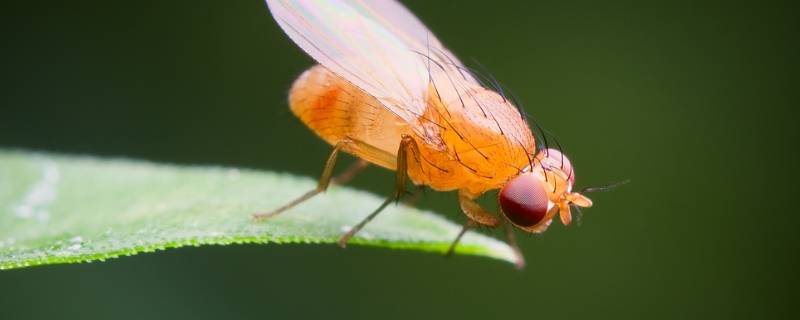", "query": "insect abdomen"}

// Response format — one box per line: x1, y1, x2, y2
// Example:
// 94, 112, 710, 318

289, 65, 408, 170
